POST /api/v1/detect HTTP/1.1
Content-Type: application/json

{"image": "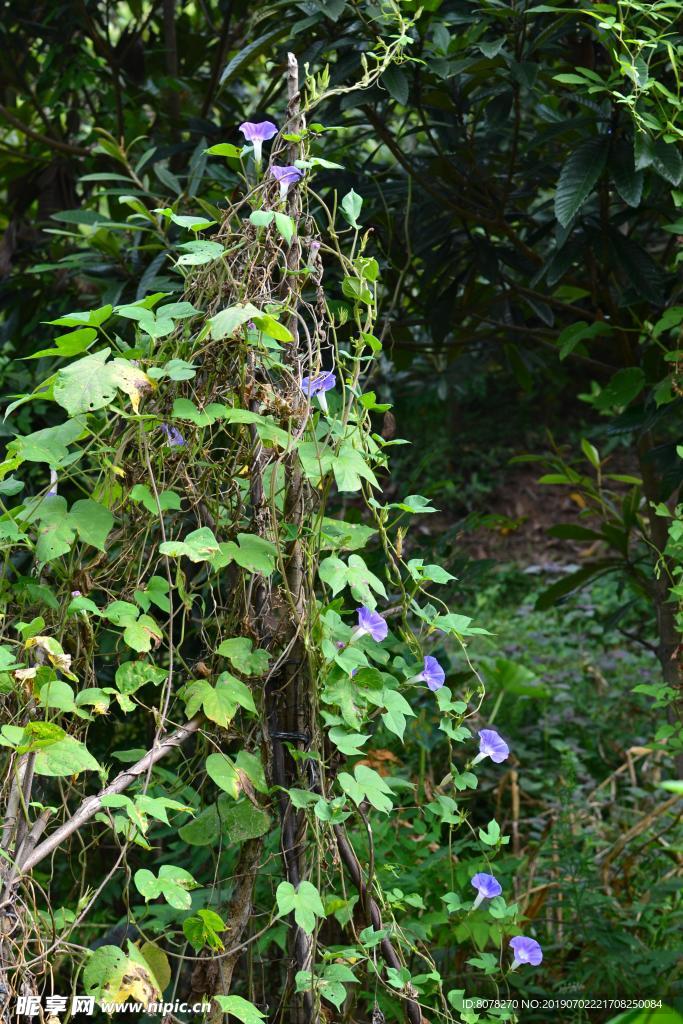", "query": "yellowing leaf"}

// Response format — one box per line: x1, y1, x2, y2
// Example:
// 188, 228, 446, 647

110, 360, 154, 413
25, 635, 77, 680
